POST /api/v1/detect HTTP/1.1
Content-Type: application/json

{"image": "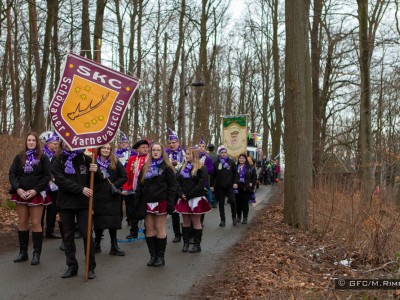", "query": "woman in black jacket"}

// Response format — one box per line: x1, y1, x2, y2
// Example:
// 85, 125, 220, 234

175, 147, 211, 253
9, 132, 51, 265
236, 154, 257, 224
93, 143, 127, 256
135, 142, 177, 267
52, 142, 101, 279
